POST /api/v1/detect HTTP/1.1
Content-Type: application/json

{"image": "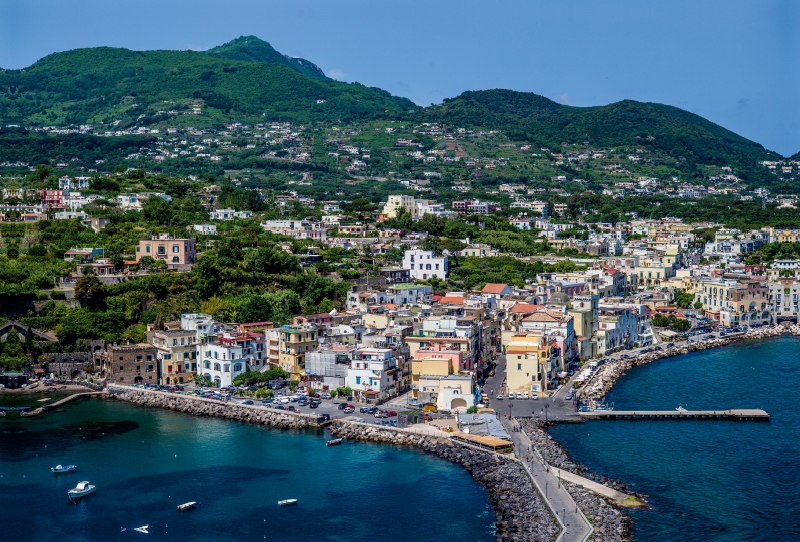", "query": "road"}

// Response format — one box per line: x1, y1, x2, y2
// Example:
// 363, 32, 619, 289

483, 356, 592, 541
